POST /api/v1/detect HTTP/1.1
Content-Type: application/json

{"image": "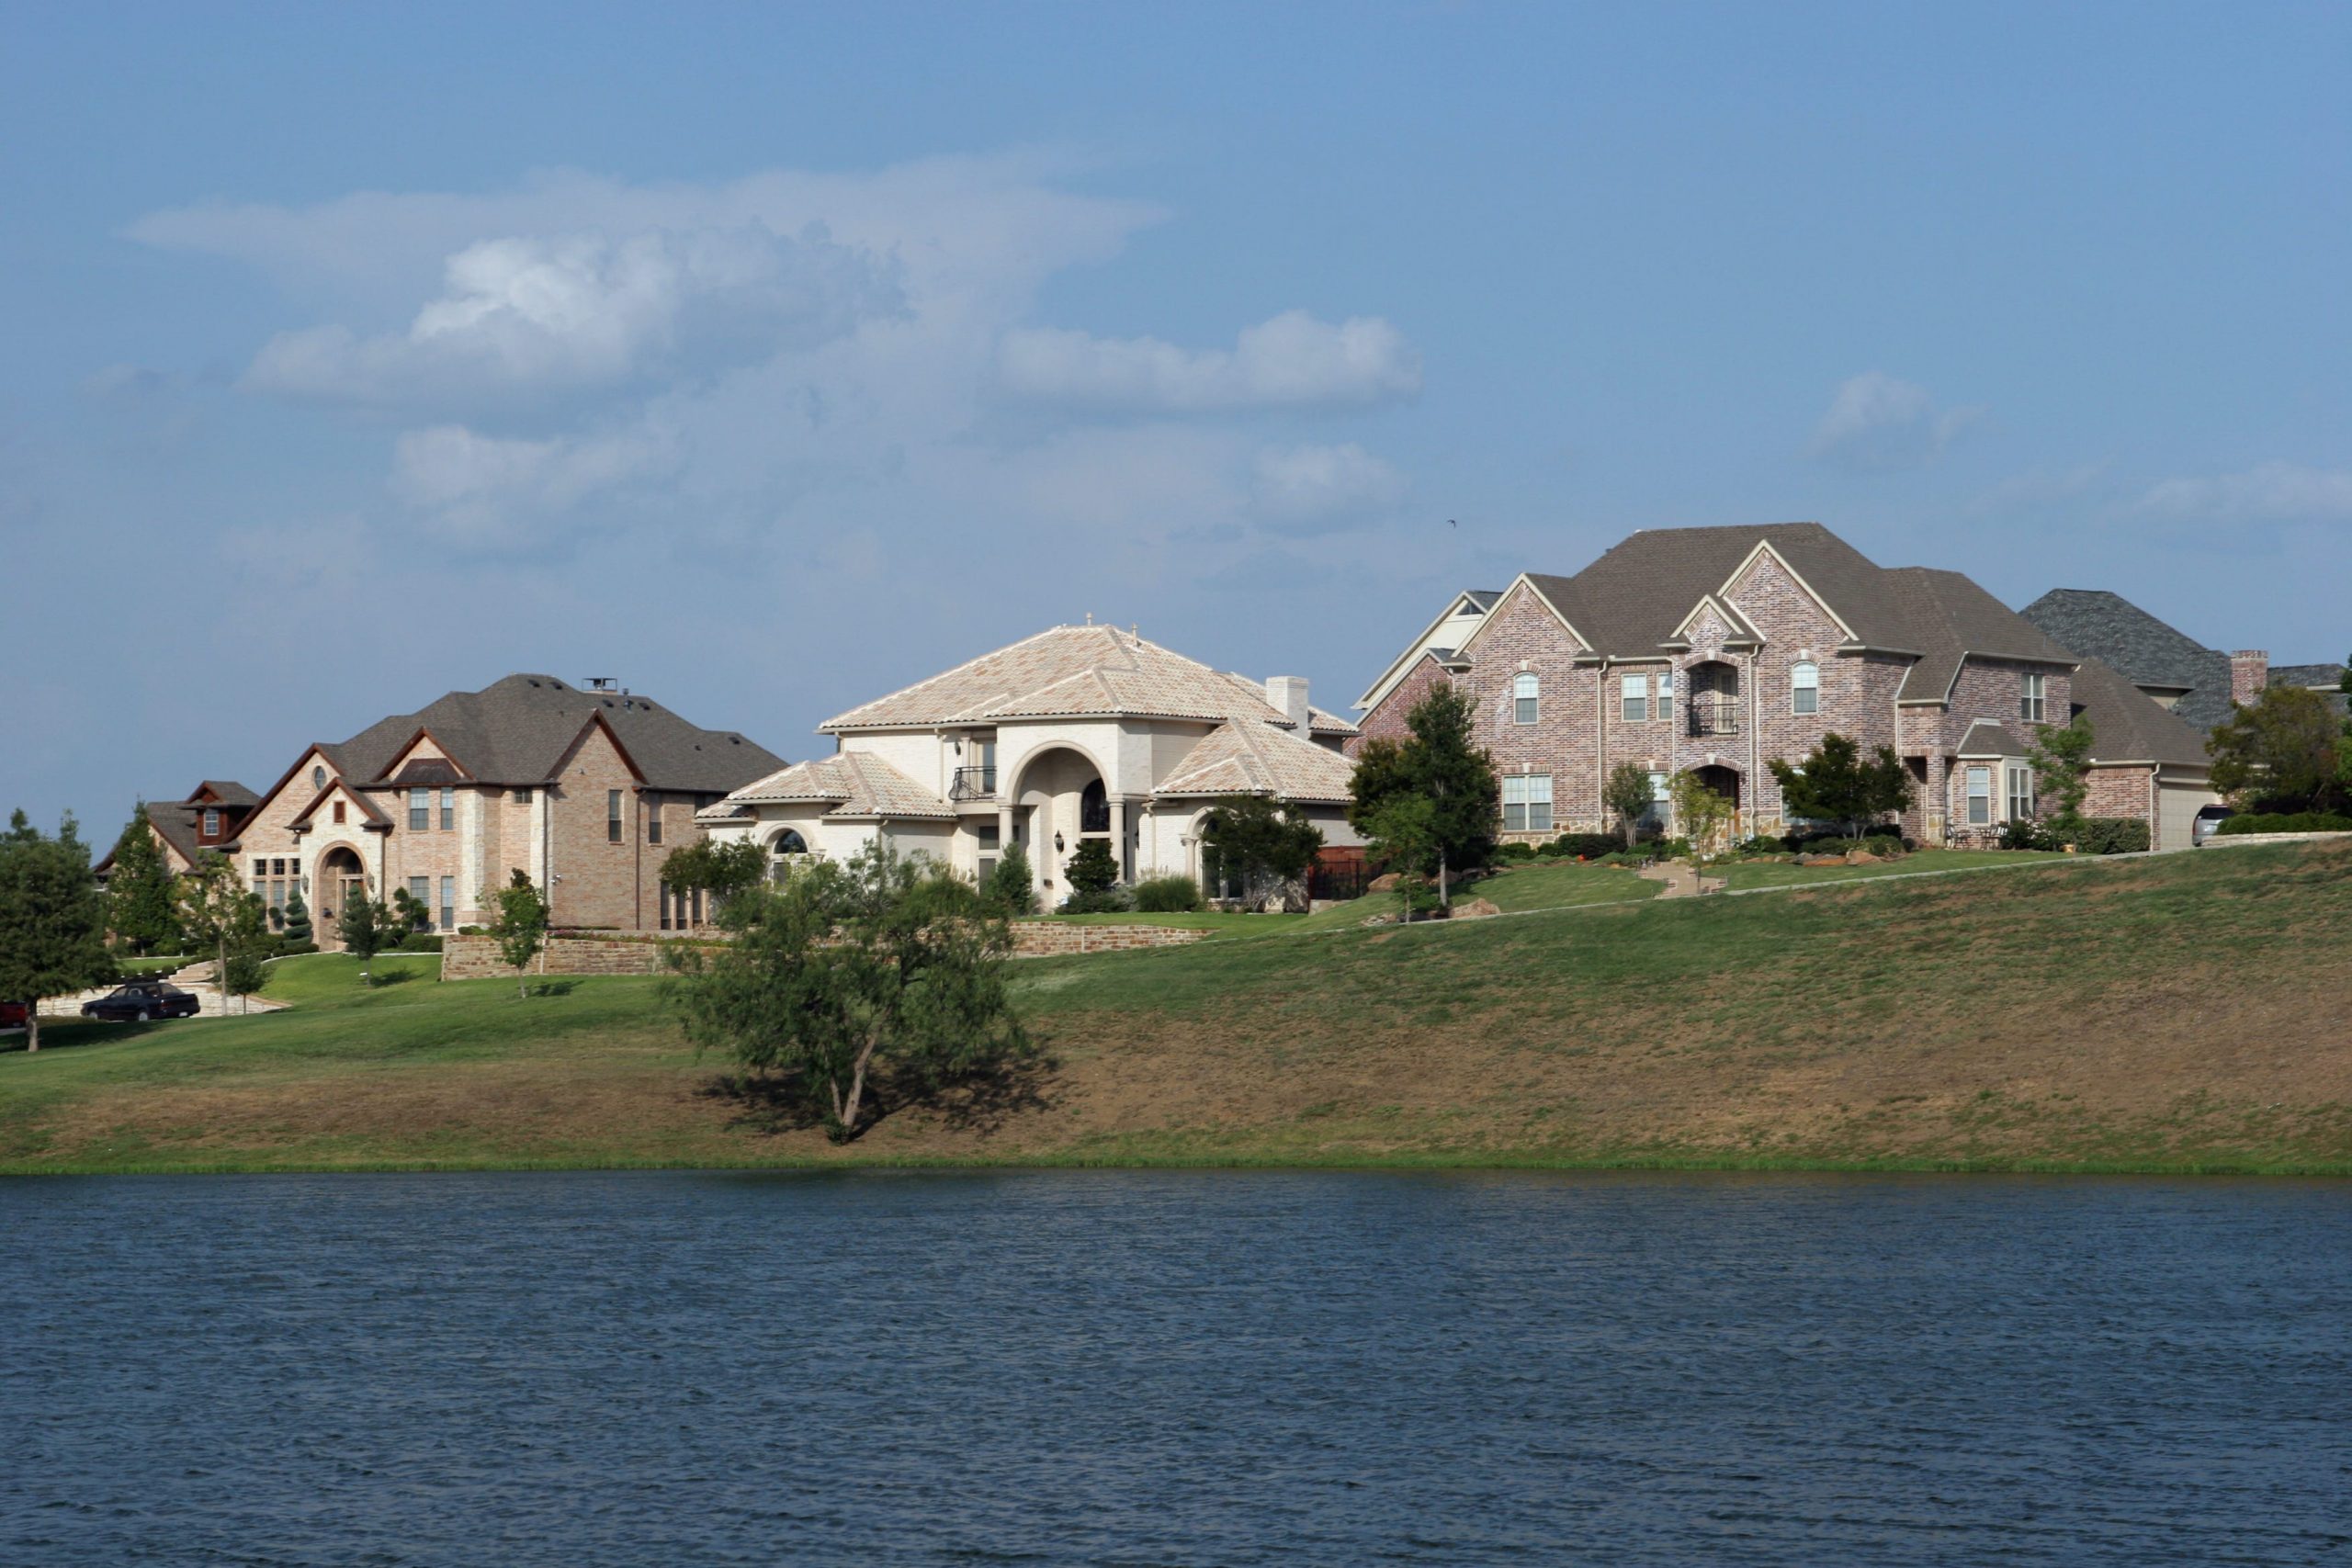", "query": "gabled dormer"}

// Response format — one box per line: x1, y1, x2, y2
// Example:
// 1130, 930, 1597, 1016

287, 778, 393, 837
1662, 593, 1762, 656
182, 780, 259, 846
